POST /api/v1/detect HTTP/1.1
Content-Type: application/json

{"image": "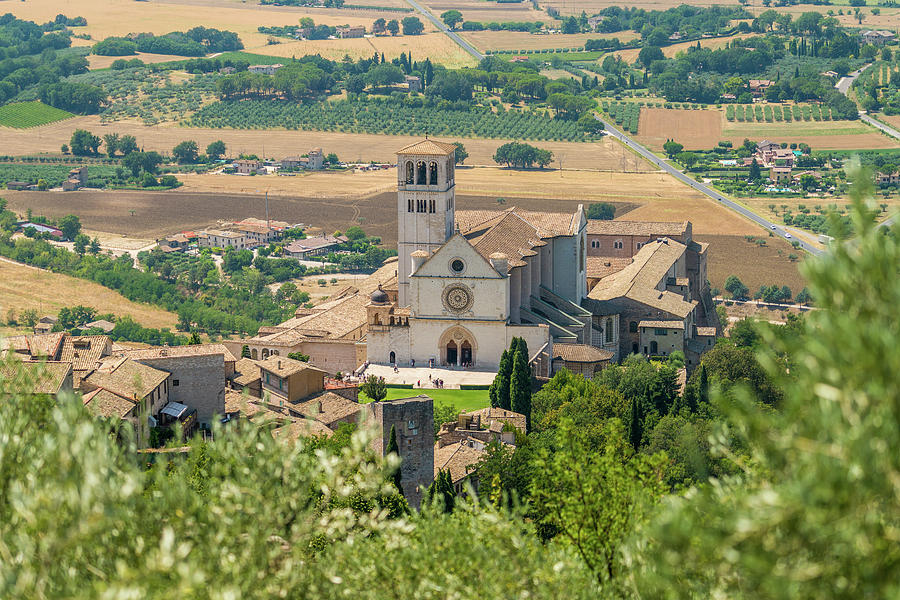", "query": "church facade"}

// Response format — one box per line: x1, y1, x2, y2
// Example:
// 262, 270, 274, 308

366, 139, 598, 373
